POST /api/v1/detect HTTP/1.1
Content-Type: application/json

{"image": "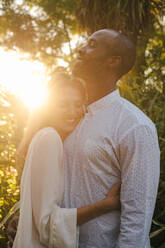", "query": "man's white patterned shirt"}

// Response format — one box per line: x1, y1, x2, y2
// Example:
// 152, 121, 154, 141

64, 89, 160, 248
